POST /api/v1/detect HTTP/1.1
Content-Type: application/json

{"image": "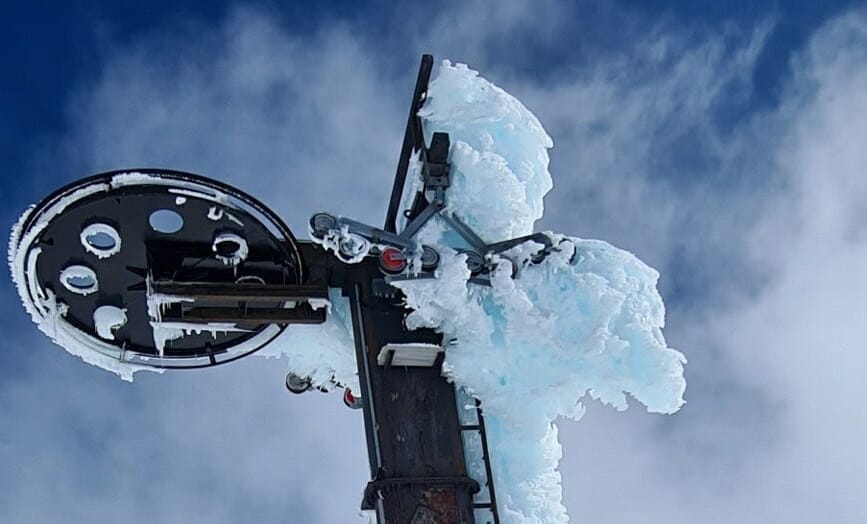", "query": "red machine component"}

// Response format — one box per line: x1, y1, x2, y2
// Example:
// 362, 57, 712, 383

378, 246, 407, 274
343, 388, 363, 410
